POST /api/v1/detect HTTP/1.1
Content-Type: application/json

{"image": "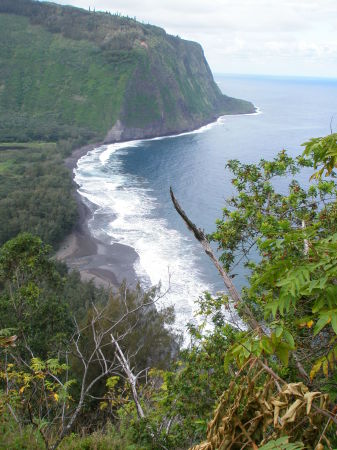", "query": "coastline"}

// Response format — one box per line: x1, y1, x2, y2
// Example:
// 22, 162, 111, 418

56, 109, 257, 289
56, 142, 139, 289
